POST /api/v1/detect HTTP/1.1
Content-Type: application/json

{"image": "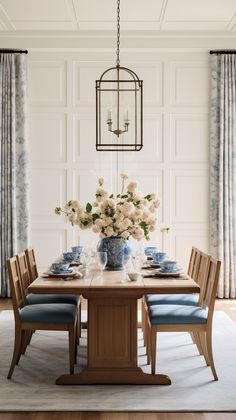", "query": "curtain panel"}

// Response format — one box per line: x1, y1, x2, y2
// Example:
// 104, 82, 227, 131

0, 53, 29, 297
210, 53, 236, 298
